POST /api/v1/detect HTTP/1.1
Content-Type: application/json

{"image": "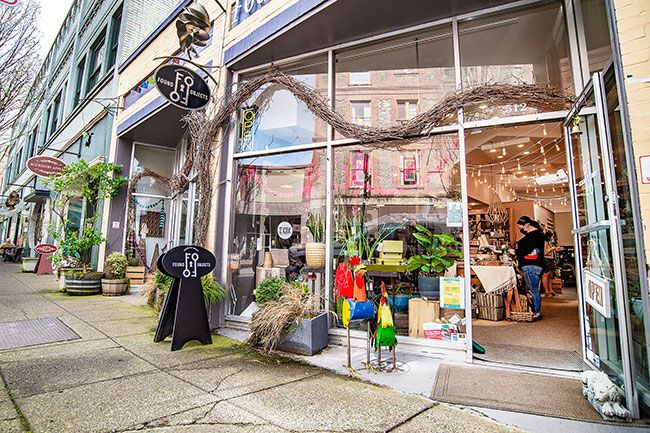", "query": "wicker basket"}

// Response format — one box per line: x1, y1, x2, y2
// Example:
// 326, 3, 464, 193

510, 311, 534, 322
